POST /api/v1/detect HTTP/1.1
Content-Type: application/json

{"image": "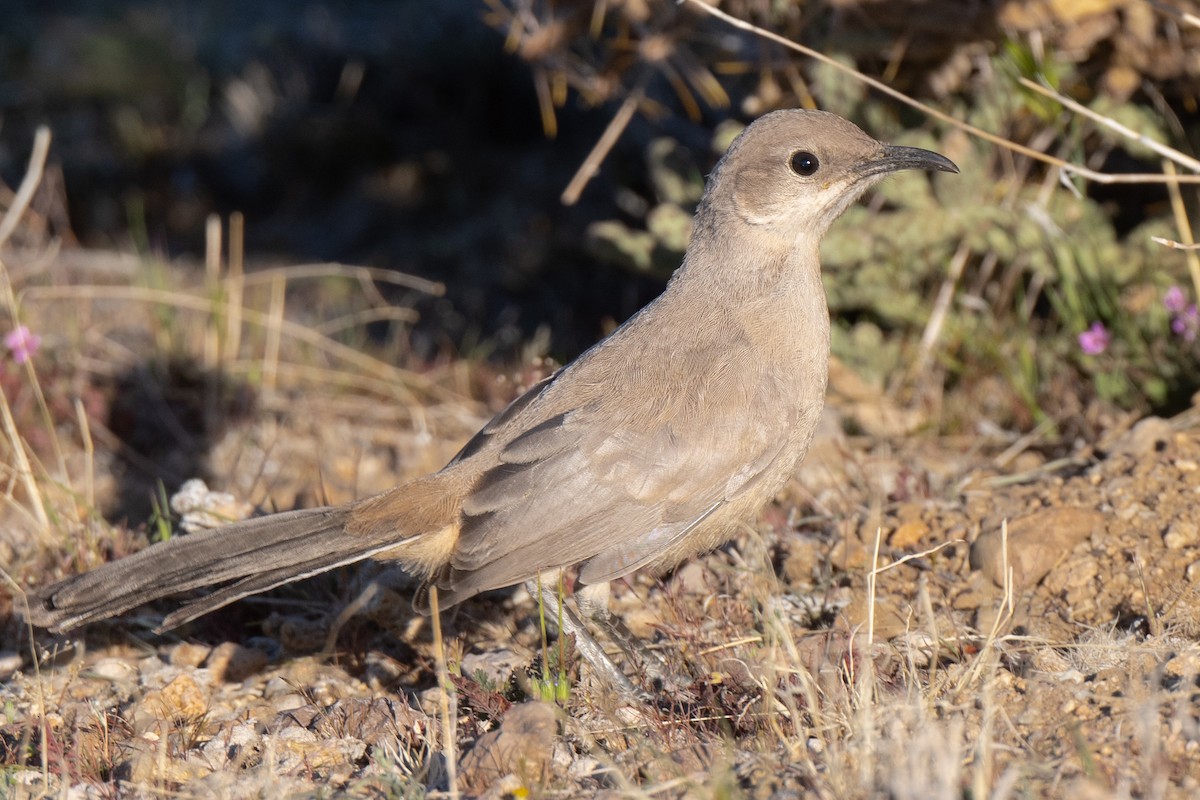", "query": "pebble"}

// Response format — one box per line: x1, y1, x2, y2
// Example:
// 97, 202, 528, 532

1164, 518, 1200, 550
460, 701, 557, 793
1107, 416, 1172, 457
171, 642, 212, 668
169, 478, 254, 533
131, 673, 208, 734
969, 507, 1106, 589
462, 649, 525, 688
889, 519, 931, 549
472, 701, 557, 777
0, 650, 23, 681
86, 657, 139, 684
207, 642, 270, 683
